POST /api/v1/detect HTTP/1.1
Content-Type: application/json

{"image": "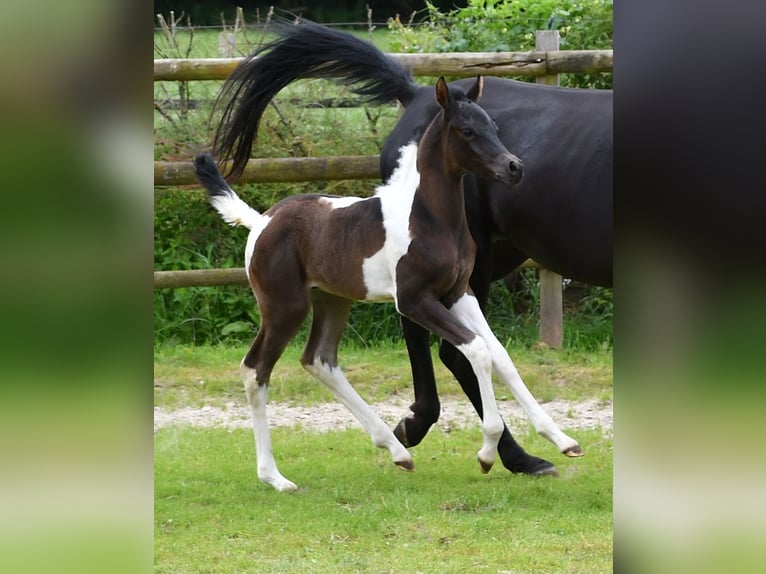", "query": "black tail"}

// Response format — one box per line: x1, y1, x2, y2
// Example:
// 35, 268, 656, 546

193, 153, 229, 199
212, 19, 419, 179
